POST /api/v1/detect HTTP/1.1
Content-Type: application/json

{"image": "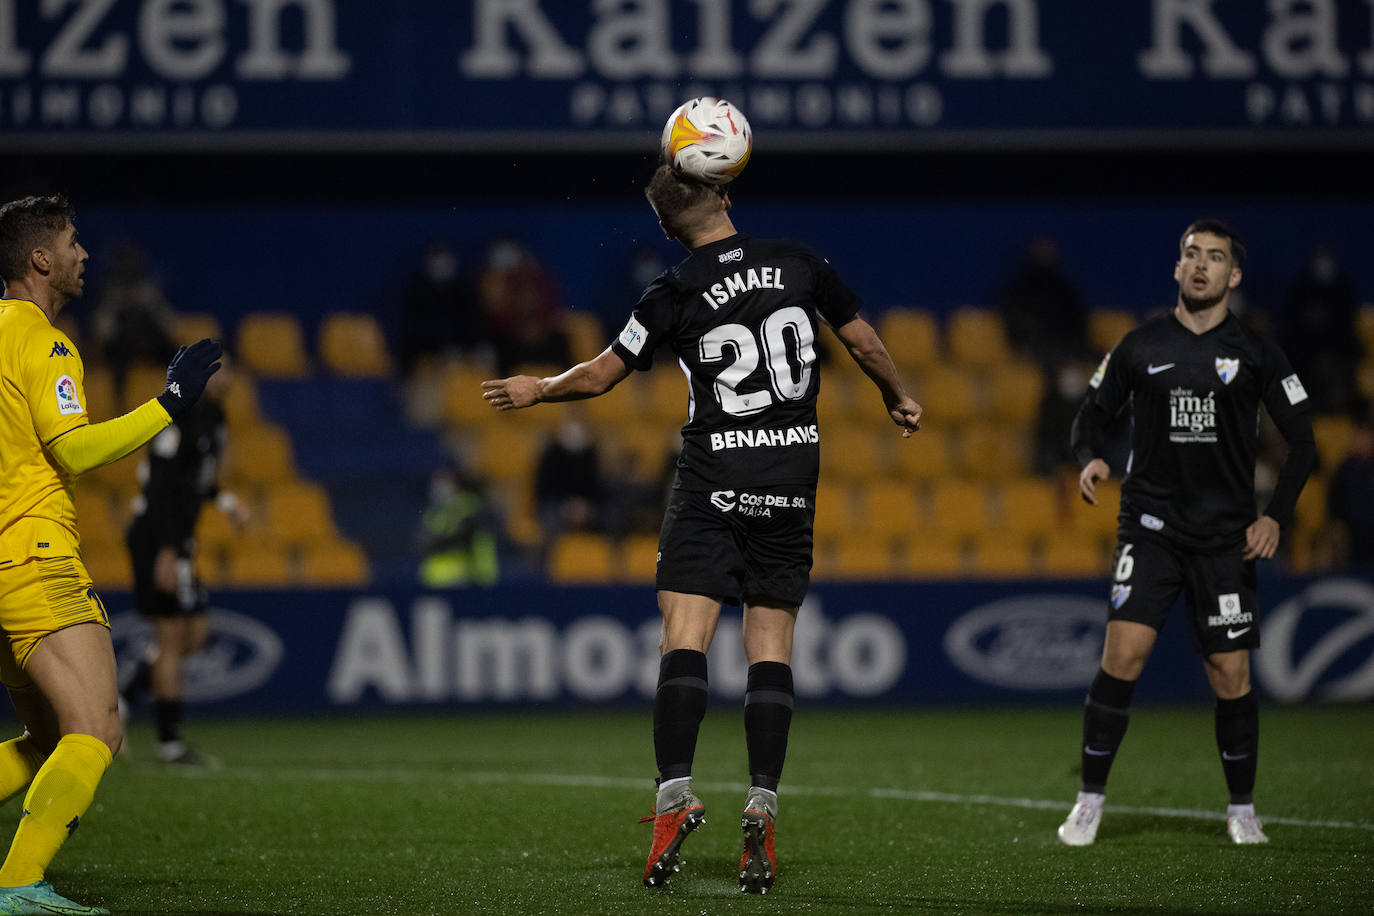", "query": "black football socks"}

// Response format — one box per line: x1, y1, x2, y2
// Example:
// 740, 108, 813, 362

744, 661, 794, 793
1080, 668, 1135, 794
1215, 691, 1259, 805
653, 649, 709, 784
